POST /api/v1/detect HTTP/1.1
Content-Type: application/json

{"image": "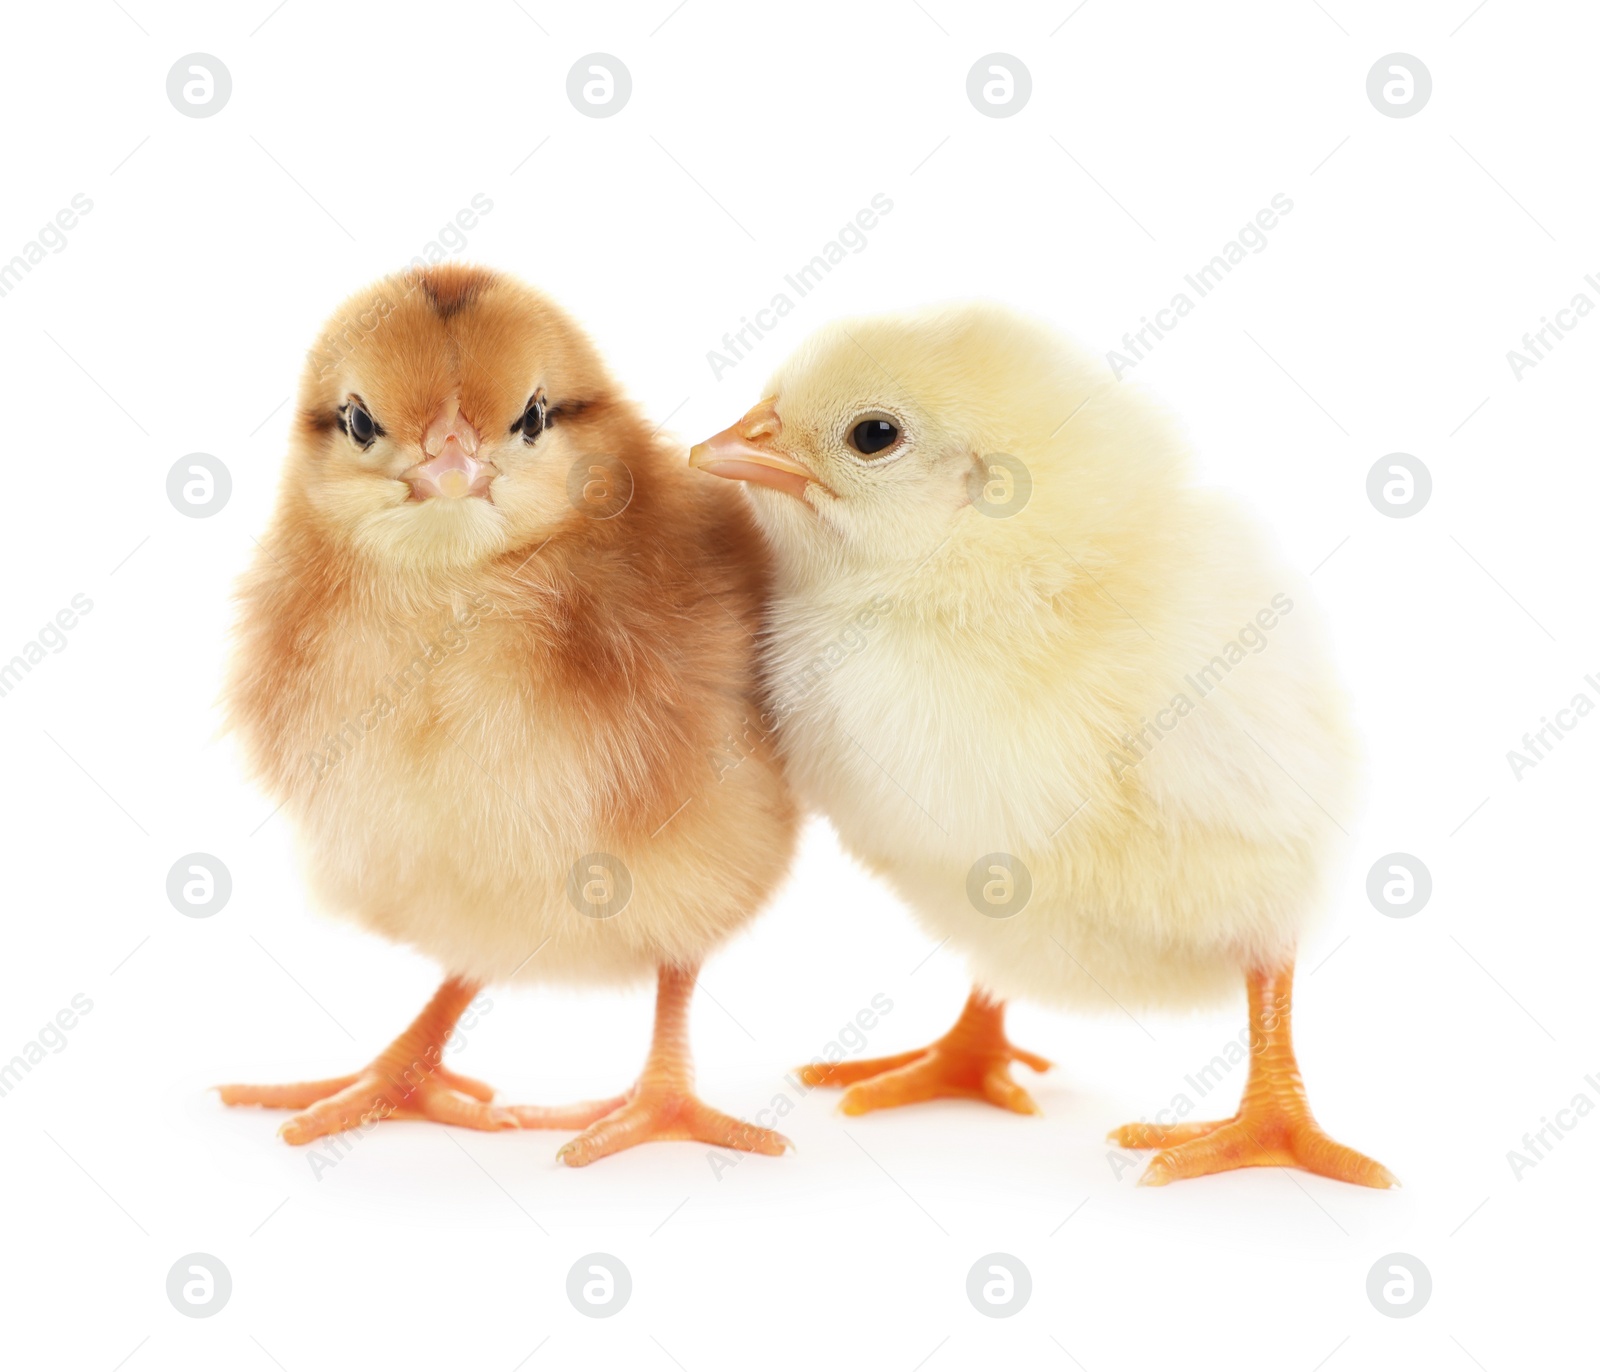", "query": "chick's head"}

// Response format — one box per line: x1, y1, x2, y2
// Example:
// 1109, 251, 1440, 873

287, 264, 619, 570
691, 302, 1185, 588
